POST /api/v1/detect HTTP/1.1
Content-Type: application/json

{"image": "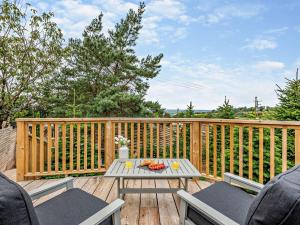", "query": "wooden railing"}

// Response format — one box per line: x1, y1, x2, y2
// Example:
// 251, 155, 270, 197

16, 118, 300, 182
